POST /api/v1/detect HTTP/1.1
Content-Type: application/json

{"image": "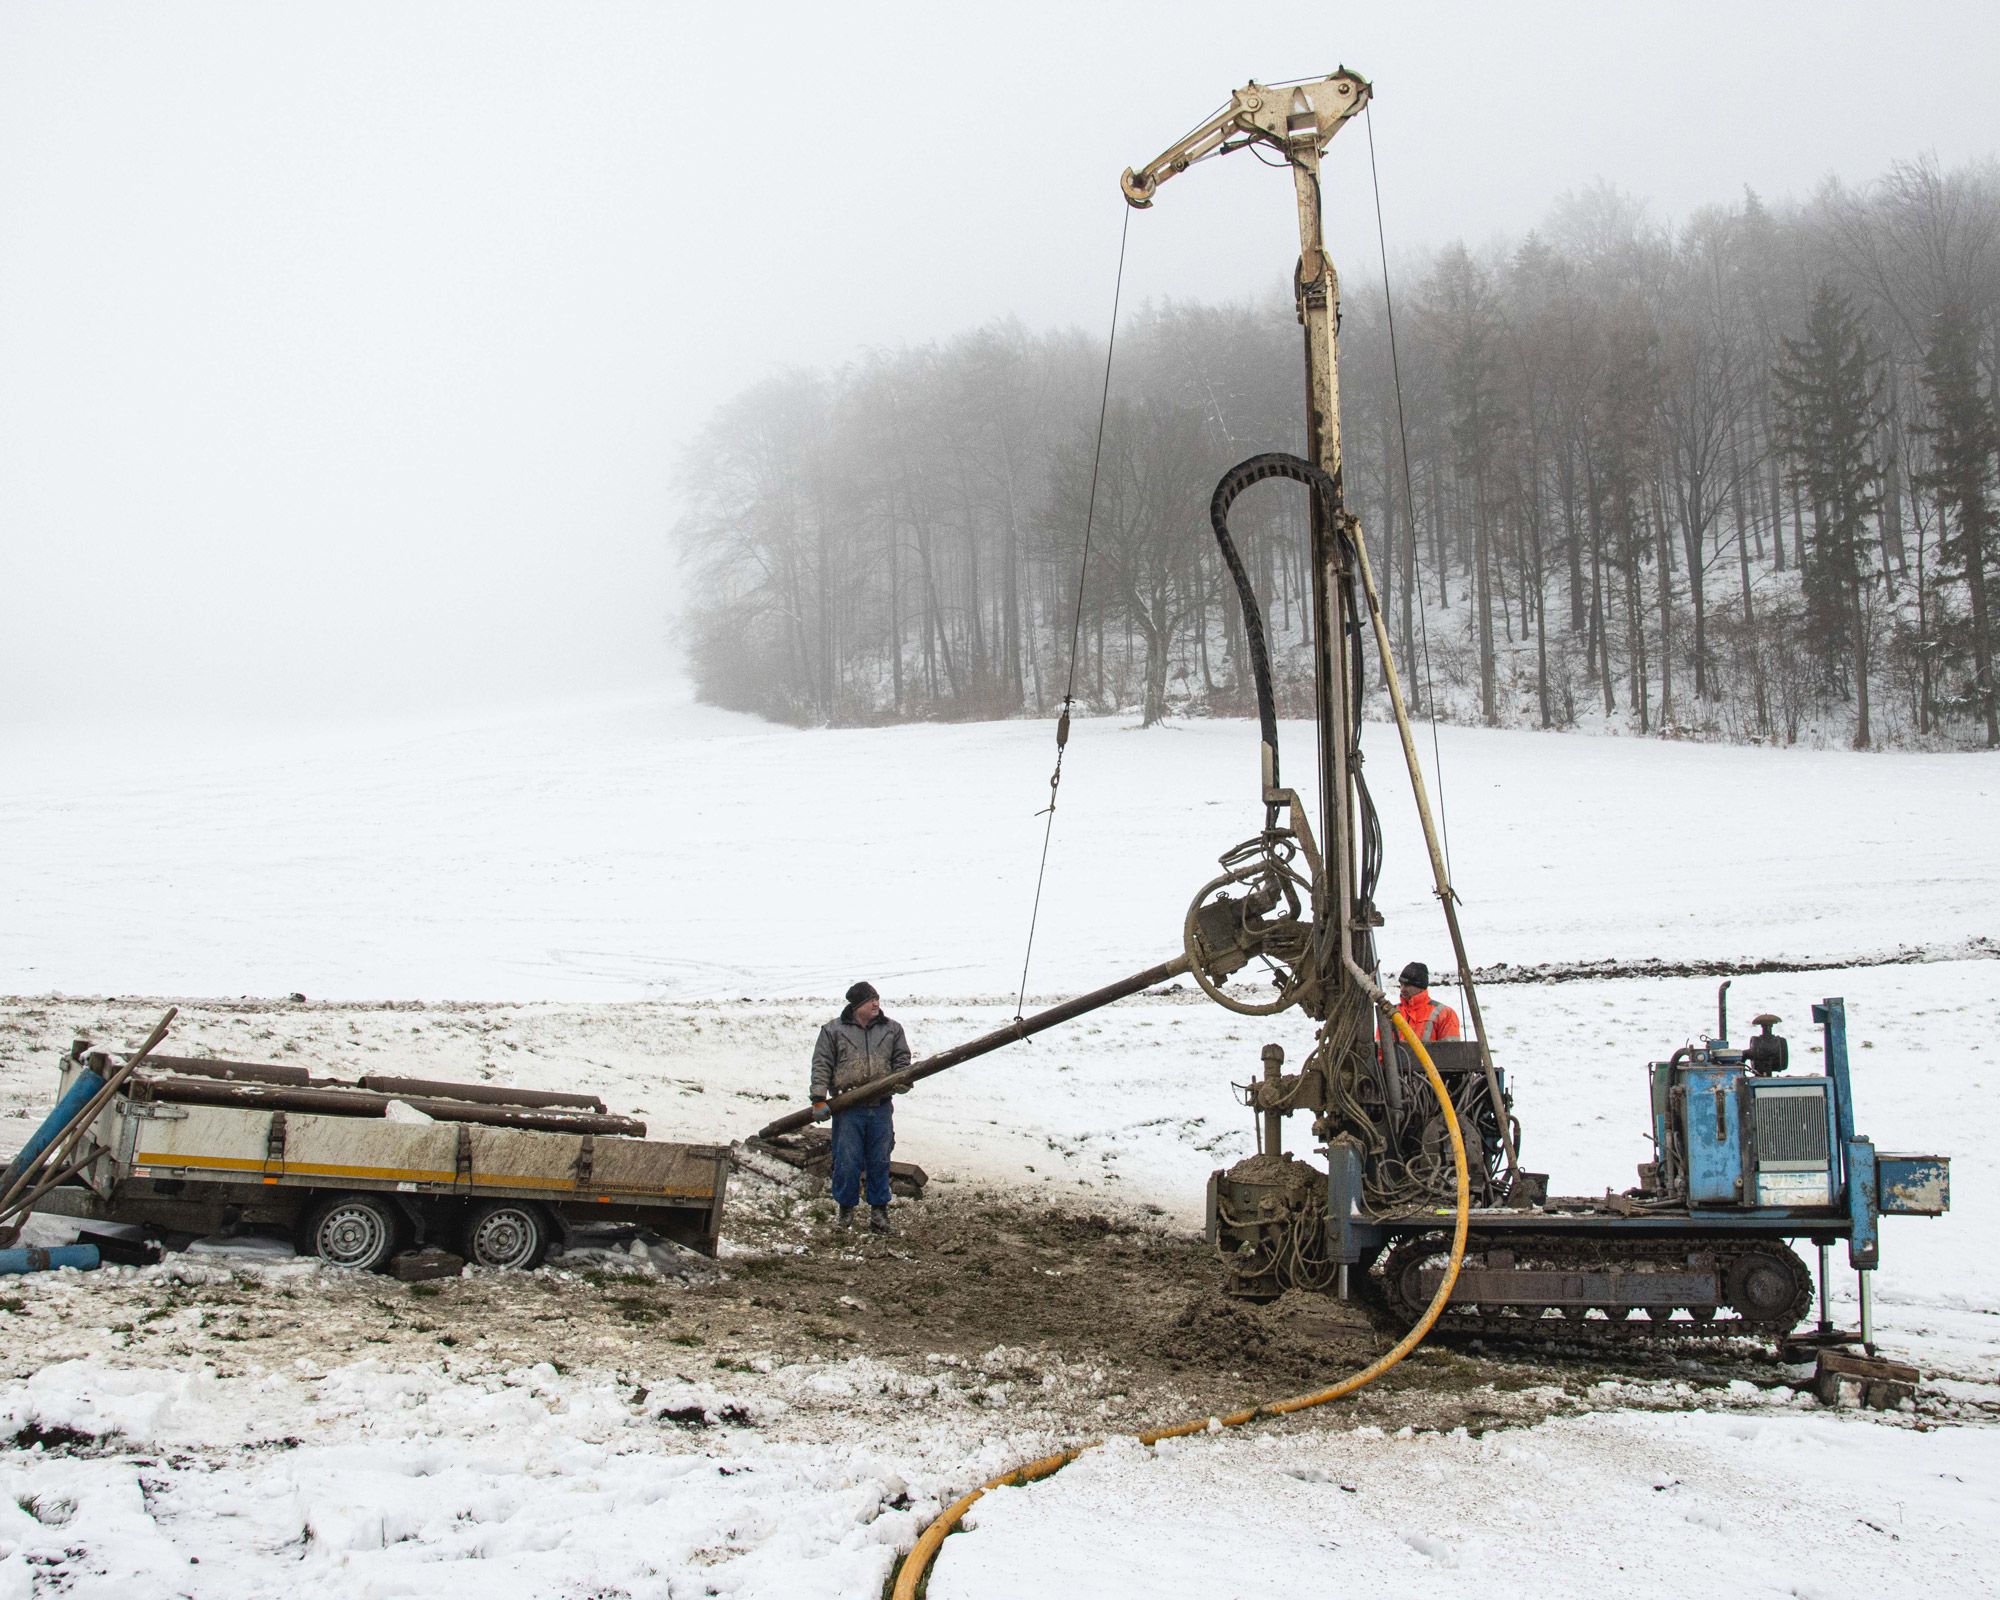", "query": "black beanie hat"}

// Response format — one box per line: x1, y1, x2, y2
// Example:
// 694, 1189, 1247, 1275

845, 981, 880, 1005
1398, 962, 1429, 989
